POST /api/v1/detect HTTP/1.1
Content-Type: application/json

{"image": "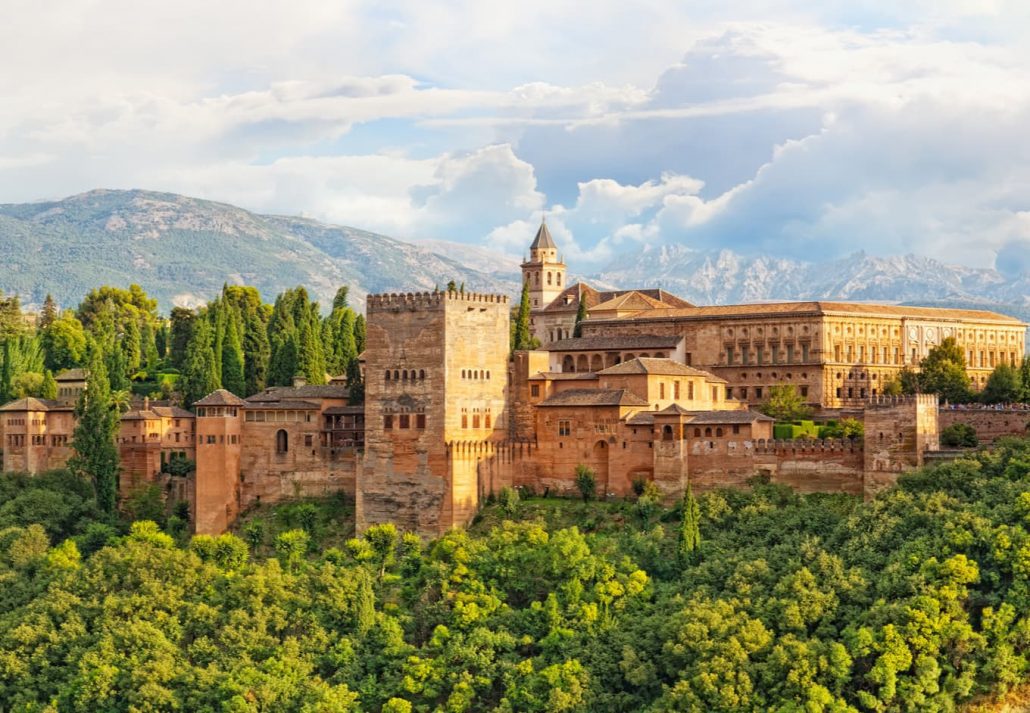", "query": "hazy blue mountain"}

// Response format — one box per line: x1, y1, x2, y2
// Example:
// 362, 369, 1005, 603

0, 189, 1025, 324
0, 189, 519, 310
